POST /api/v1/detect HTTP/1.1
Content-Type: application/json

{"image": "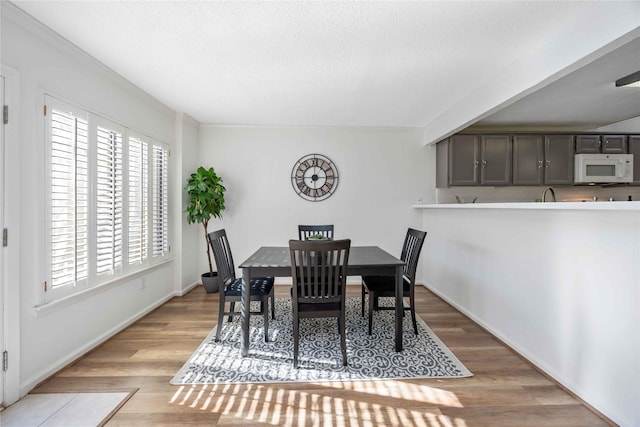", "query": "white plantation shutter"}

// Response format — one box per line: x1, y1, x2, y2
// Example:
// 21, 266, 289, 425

128, 136, 149, 265
96, 123, 123, 276
152, 144, 169, 257
45, 95, 170, 303
49, 106, 89, 296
